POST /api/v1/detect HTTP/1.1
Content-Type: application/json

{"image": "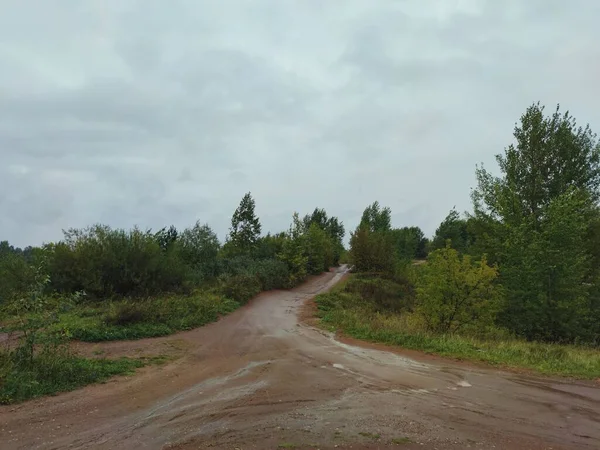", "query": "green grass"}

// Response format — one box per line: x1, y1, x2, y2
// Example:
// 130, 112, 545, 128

0, 349, 143, 404
39, 292, 240, 342
358, 432, 381, 439
316, 278, 600, 379
391, 437, 413, 445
